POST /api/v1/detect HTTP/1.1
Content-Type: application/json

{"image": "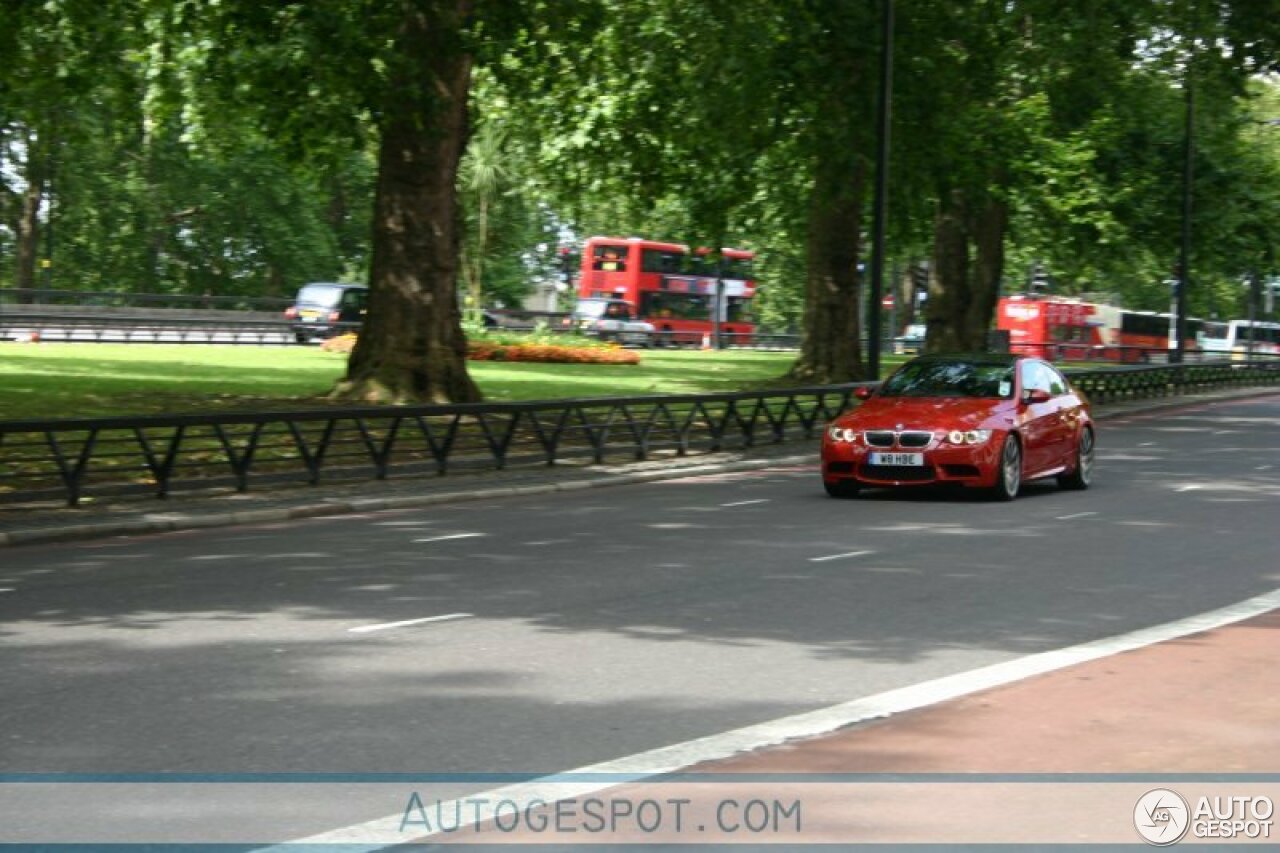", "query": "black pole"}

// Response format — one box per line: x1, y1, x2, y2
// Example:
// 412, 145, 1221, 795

867, 0, 894, 379
1174, 71, 1193, 364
